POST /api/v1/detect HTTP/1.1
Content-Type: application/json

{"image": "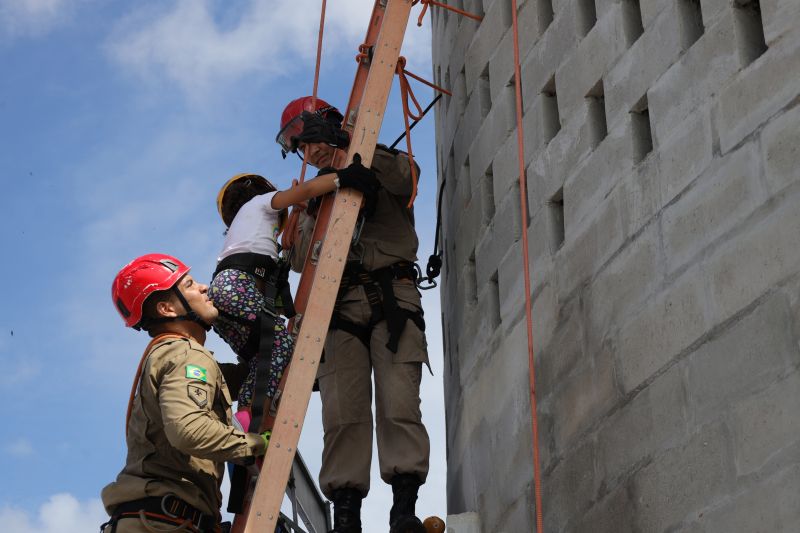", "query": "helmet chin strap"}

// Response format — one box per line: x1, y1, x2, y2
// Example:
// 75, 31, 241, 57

136, 287, 212, 332
171, 287, 213, 332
